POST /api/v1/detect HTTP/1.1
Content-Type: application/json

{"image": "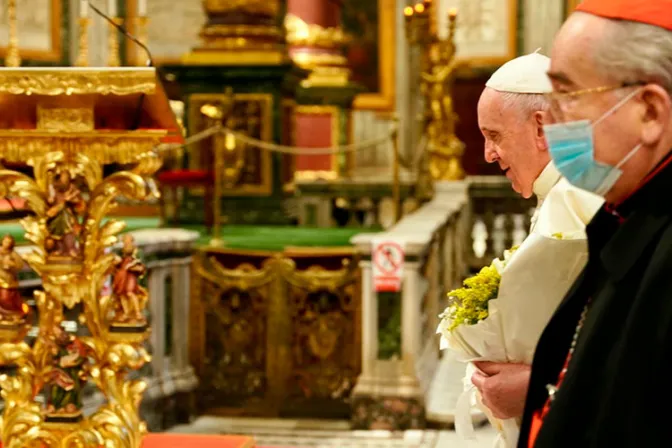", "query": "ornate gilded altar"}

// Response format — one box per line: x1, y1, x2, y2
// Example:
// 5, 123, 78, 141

0, 67, 178, 447
162, 0, 307, 225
